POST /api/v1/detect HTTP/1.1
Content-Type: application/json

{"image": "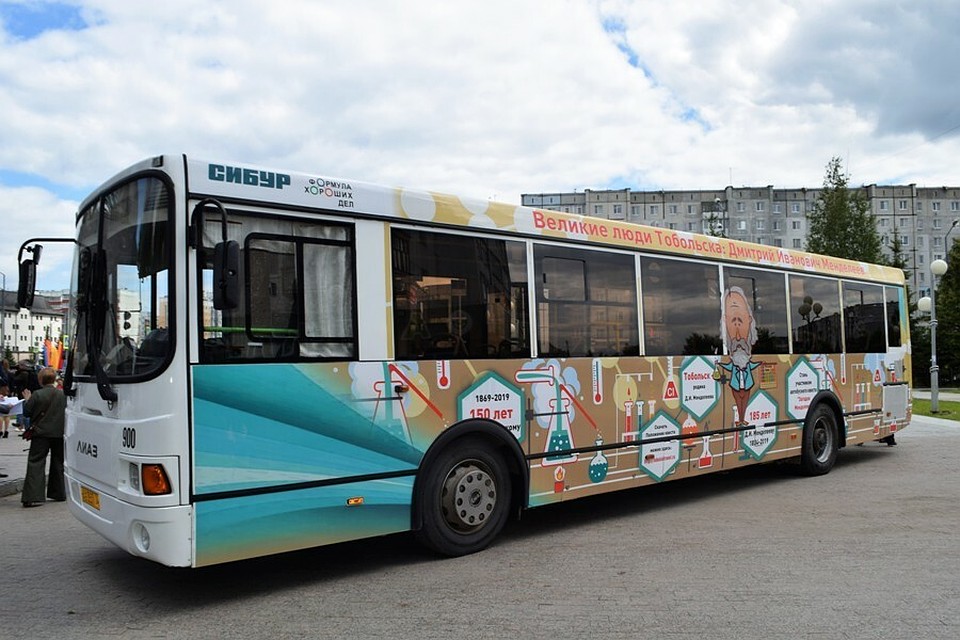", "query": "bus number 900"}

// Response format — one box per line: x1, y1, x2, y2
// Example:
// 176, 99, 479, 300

122, 427, 137, 449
